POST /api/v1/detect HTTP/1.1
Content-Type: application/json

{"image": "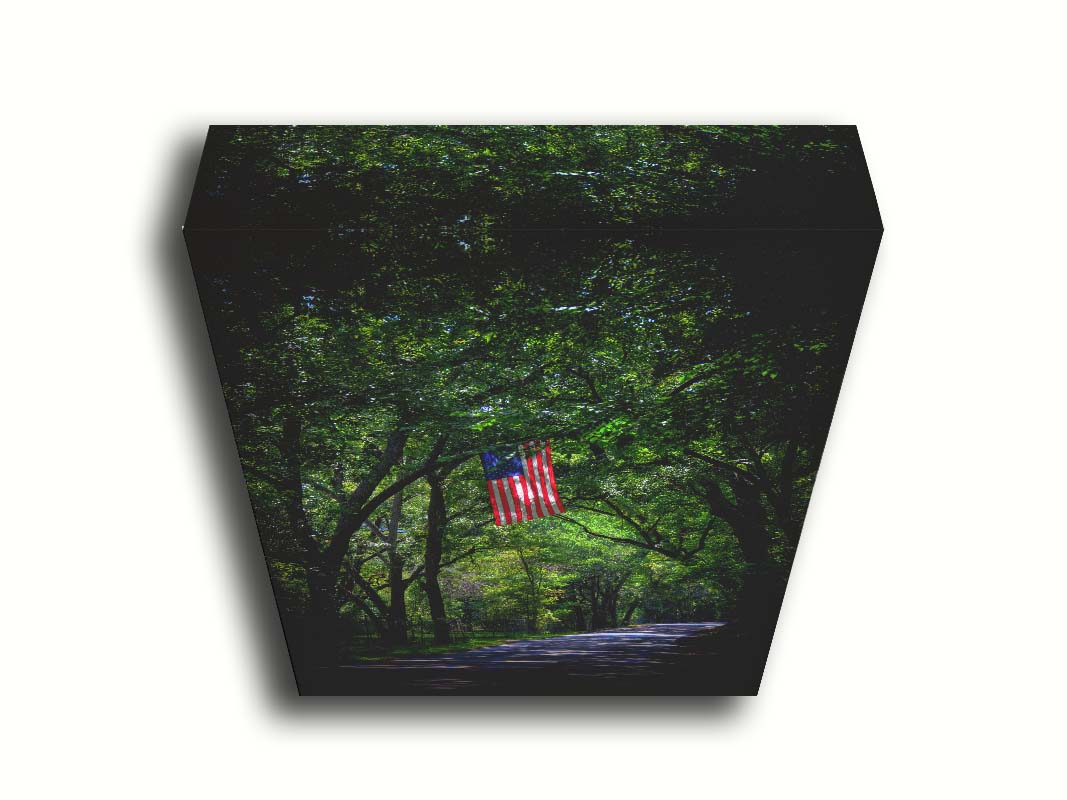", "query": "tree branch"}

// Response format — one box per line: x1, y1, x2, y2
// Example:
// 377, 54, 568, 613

559, 516, 659, 552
